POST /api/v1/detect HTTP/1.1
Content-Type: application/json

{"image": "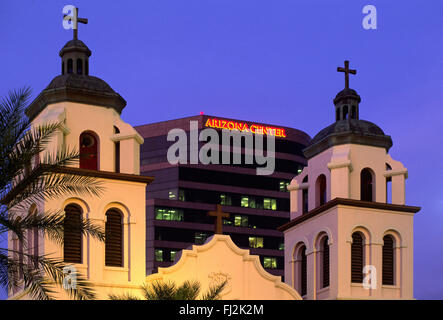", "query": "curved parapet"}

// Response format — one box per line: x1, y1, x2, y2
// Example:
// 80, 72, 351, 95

145, 234, 301, 300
